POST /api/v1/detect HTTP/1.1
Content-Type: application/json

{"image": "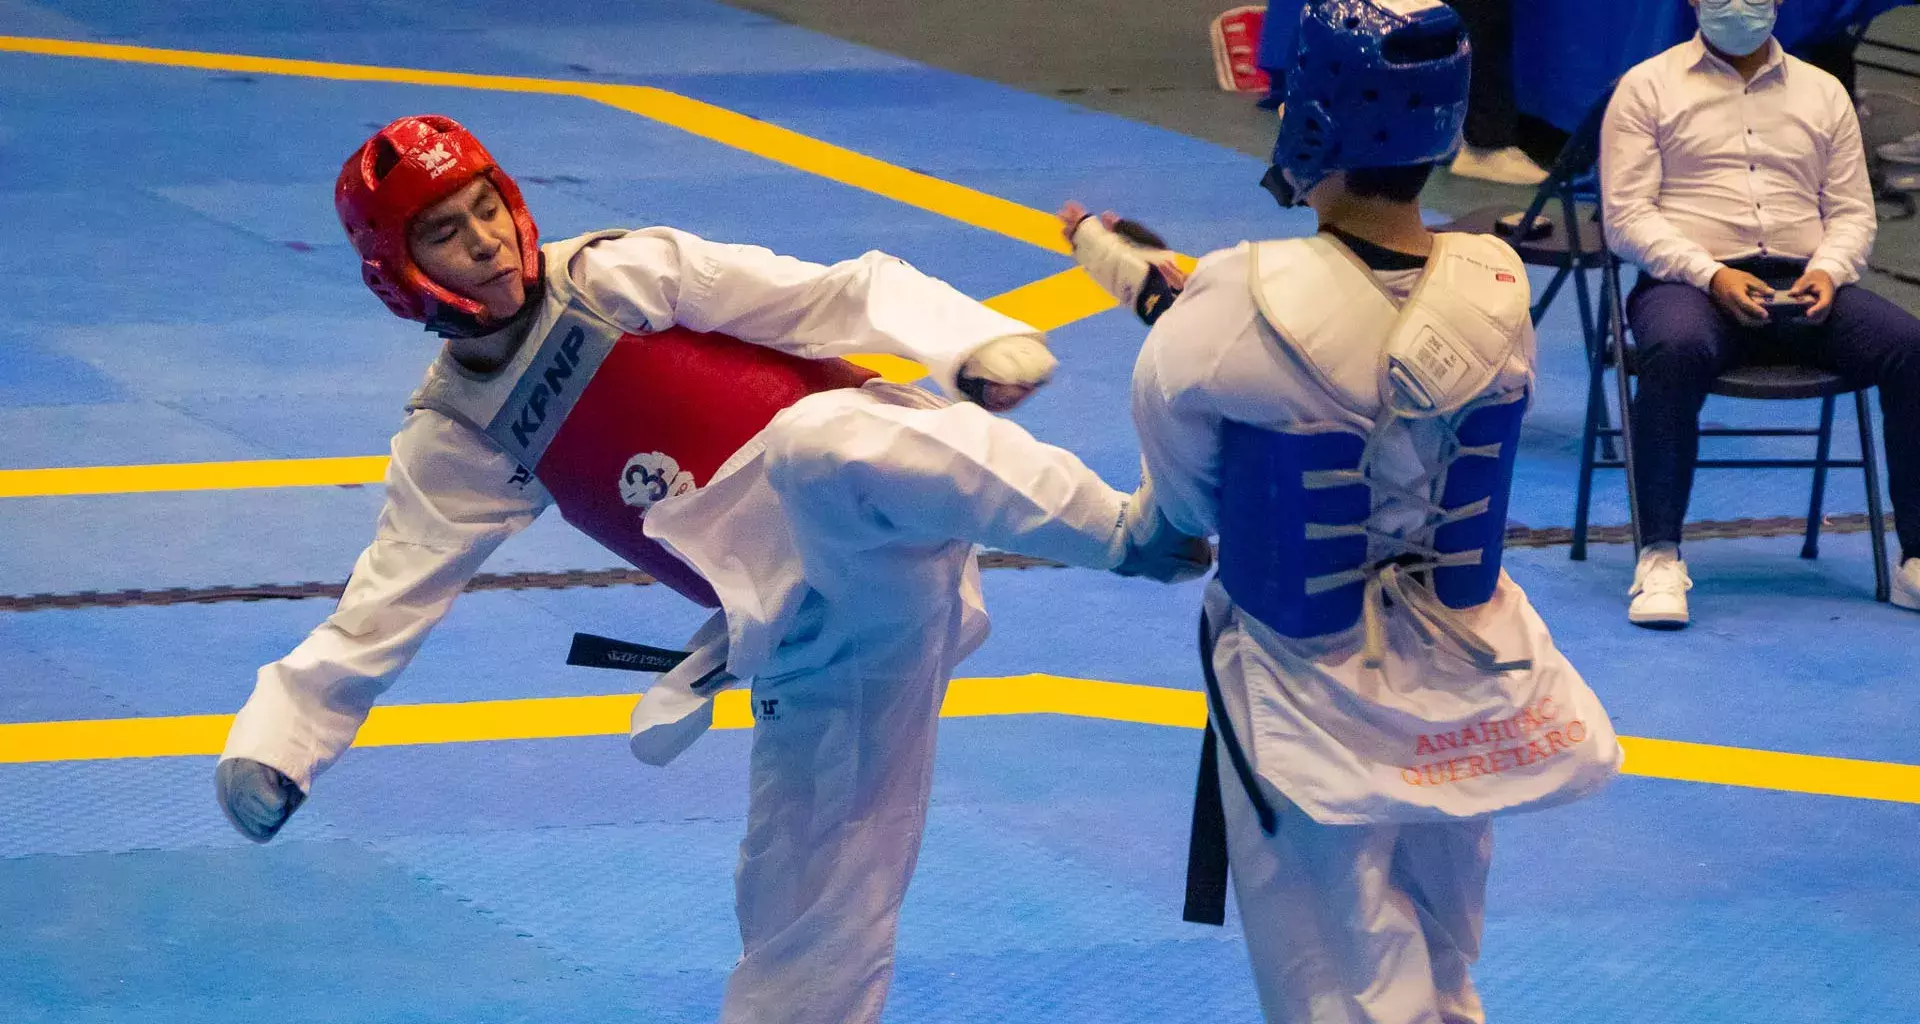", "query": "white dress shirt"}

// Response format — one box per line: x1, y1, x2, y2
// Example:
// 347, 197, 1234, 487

1601, 35, 1876, 289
